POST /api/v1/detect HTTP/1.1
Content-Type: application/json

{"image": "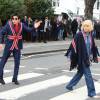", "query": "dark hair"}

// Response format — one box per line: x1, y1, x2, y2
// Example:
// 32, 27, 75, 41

11, 13, 20, 19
